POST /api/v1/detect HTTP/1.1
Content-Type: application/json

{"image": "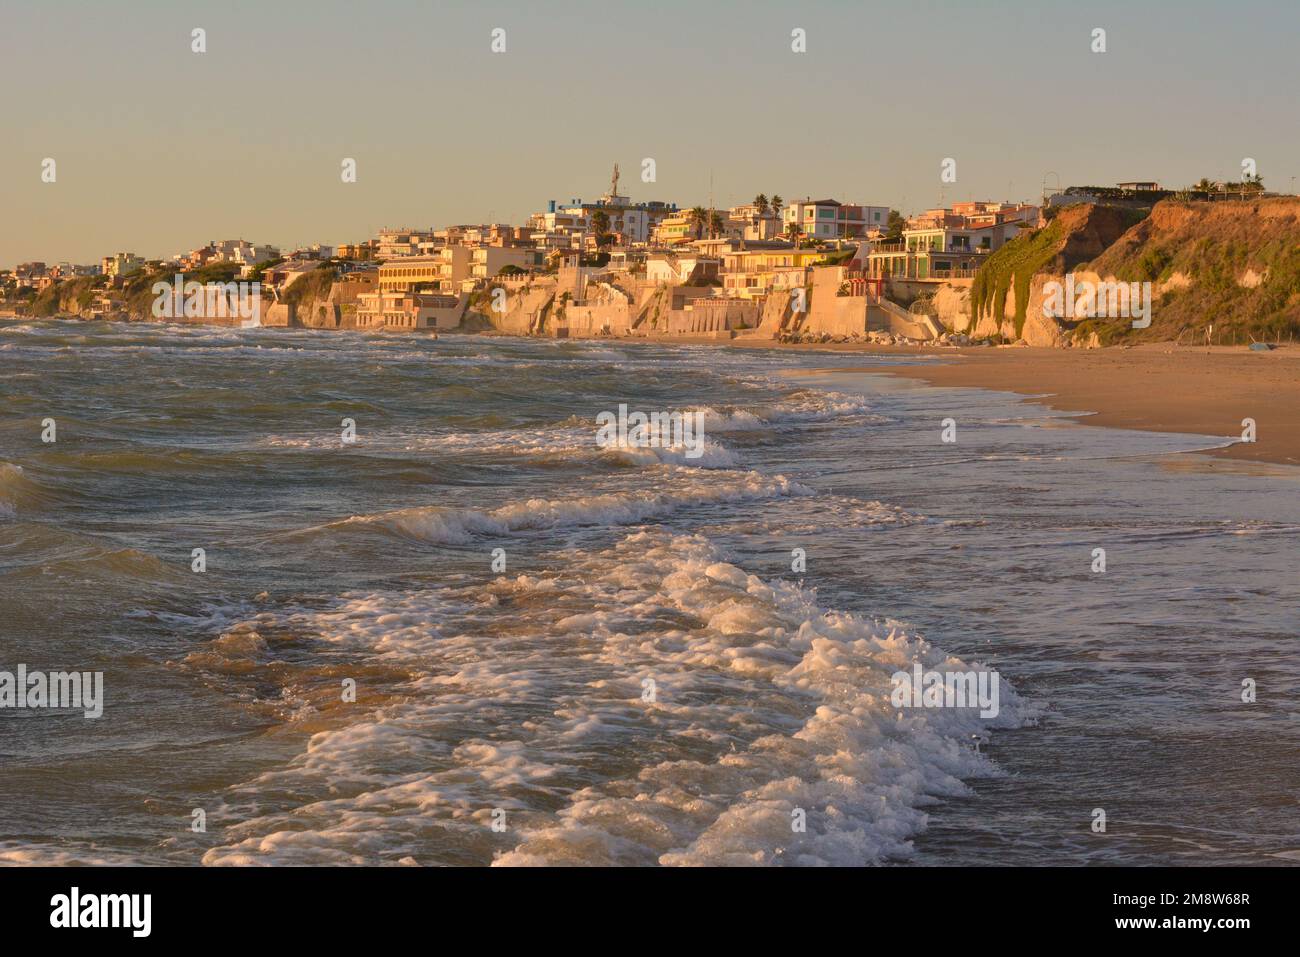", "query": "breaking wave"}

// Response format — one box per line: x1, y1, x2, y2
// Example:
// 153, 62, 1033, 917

200, 530, 1031, 866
